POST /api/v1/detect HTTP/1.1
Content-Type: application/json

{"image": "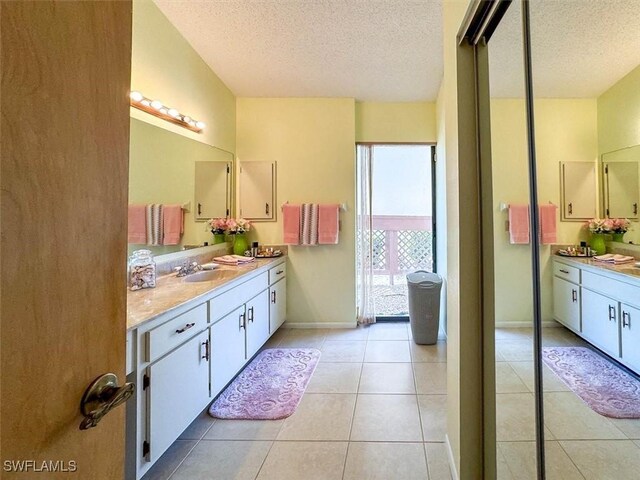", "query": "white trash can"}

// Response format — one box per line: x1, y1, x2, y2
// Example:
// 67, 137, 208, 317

406, 271, 443, 345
